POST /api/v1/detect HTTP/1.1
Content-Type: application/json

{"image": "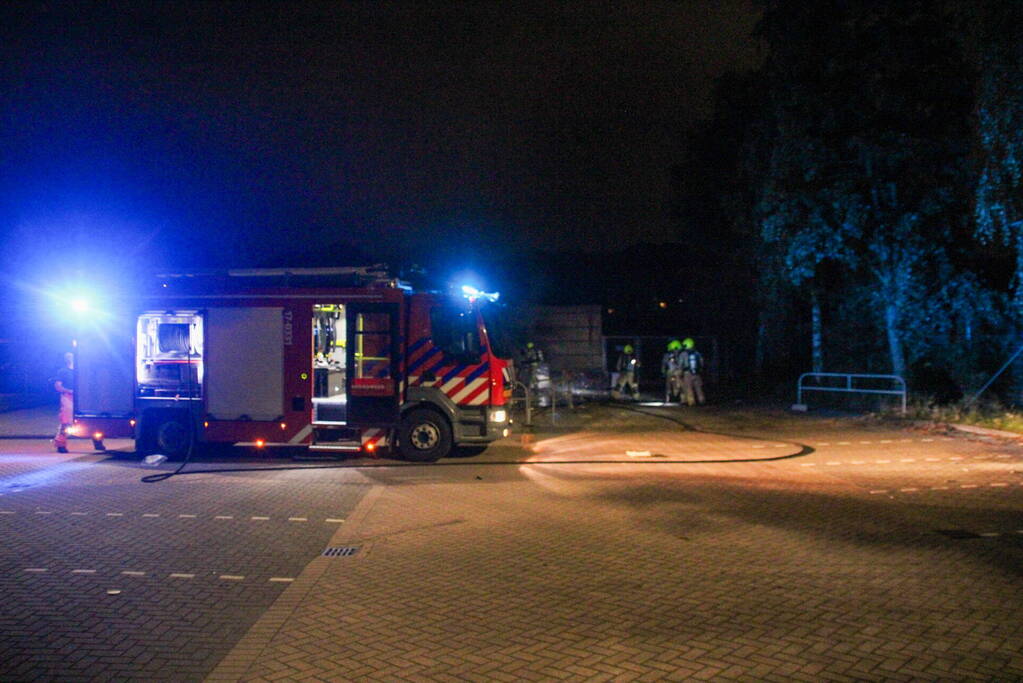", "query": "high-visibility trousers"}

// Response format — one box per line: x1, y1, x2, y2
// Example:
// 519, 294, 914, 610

54, 392, 73, 449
